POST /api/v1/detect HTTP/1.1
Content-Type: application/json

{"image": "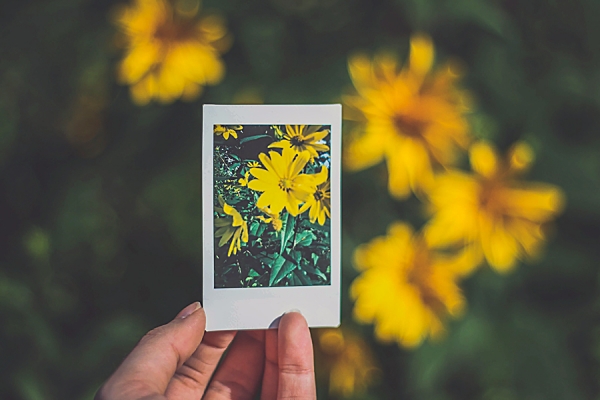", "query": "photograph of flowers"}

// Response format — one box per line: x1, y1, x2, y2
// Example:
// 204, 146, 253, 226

213, 124, 331, 289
